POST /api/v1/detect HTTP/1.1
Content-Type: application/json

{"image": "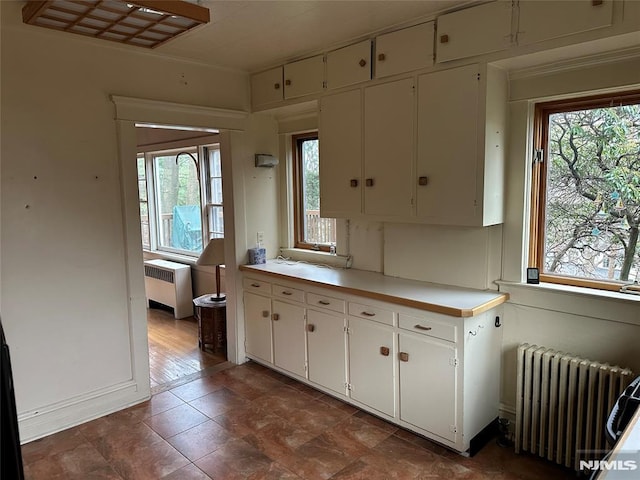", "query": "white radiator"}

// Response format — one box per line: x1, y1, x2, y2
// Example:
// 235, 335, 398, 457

515, 343, 634, 472
143, 259, 193, 319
